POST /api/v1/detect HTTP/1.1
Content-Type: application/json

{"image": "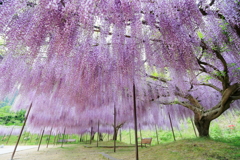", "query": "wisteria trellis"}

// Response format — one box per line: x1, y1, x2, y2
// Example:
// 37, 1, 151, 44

0, 0, 239, 137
